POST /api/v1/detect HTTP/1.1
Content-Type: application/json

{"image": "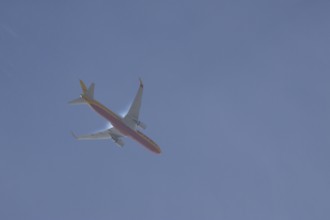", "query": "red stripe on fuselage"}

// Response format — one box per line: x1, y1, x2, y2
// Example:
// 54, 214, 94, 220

87, 99, 161, 154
